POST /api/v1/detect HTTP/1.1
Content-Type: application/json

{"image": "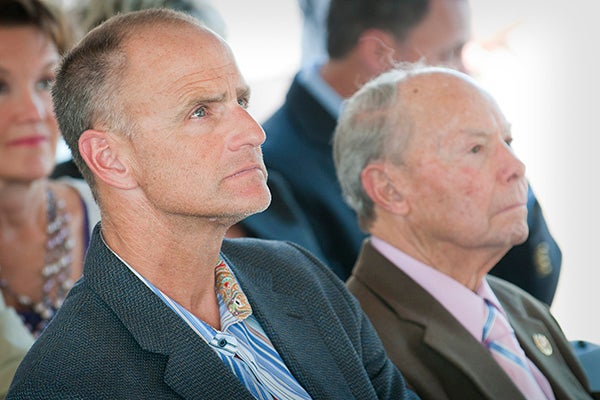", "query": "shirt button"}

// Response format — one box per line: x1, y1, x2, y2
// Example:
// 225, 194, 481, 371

218, 338, 228, 348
